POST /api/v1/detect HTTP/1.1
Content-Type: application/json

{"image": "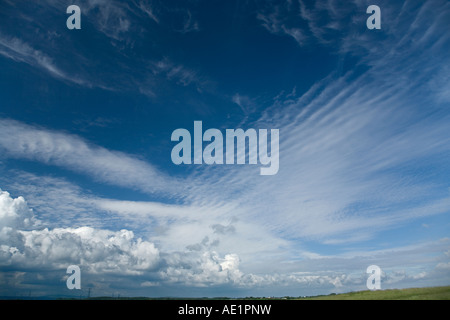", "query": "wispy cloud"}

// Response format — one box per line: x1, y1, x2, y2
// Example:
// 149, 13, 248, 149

0, 119, 180, 196
232, 93, 257, 115
216, 0, 450, 244
136, 0, 160, 24
257, 5, 308, 46
0, 1, 206, 98
153, 59, 198, 86
1, 0, 448, 247
0, 34, 90, 86
150, 58, 206, 92
176, 10, 200, 34
256, 0, 346, 46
